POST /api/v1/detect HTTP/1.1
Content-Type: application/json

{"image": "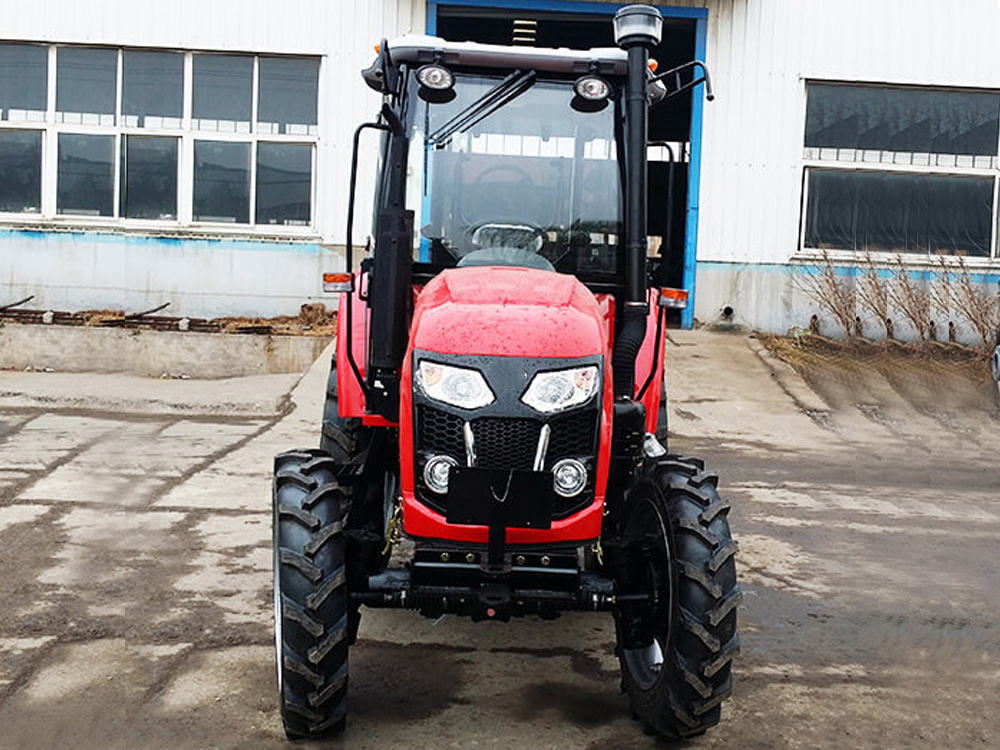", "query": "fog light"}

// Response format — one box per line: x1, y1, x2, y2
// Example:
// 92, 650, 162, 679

552, 458, 587, 498
424, 455, 458, 494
